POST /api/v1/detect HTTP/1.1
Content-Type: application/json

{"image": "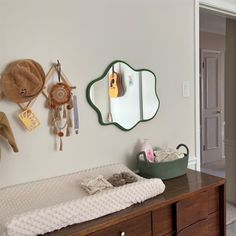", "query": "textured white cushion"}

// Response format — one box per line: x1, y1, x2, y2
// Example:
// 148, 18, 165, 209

0, 164, 165, 236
